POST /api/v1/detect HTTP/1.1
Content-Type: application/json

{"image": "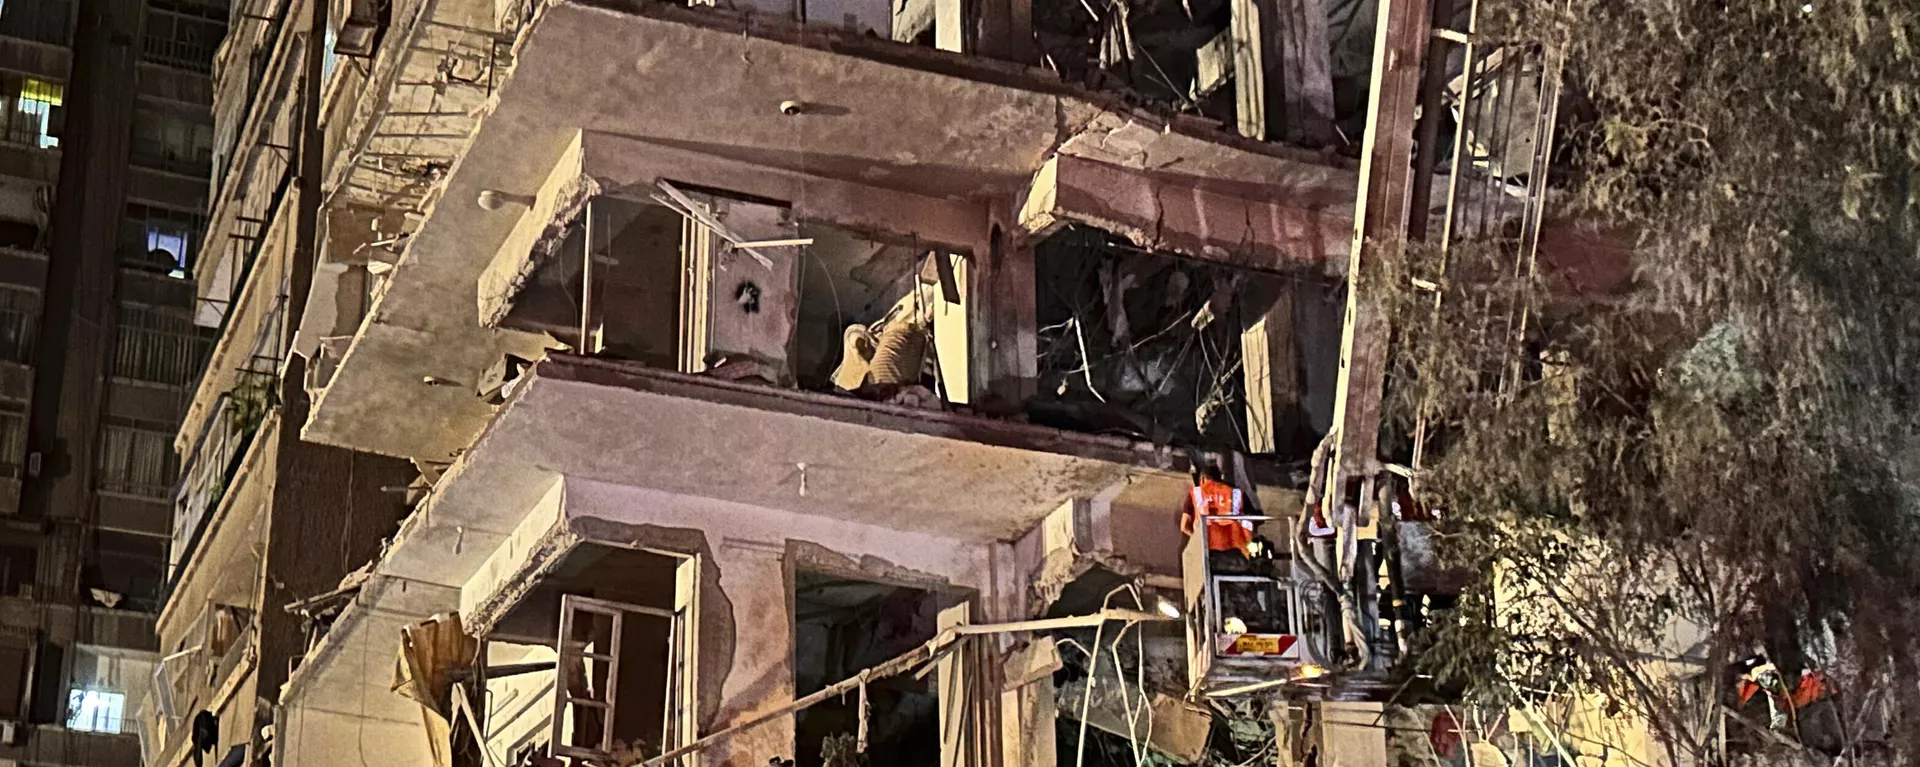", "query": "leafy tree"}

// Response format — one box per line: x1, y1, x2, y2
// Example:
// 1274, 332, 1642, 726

1385, 0, 1920, 763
